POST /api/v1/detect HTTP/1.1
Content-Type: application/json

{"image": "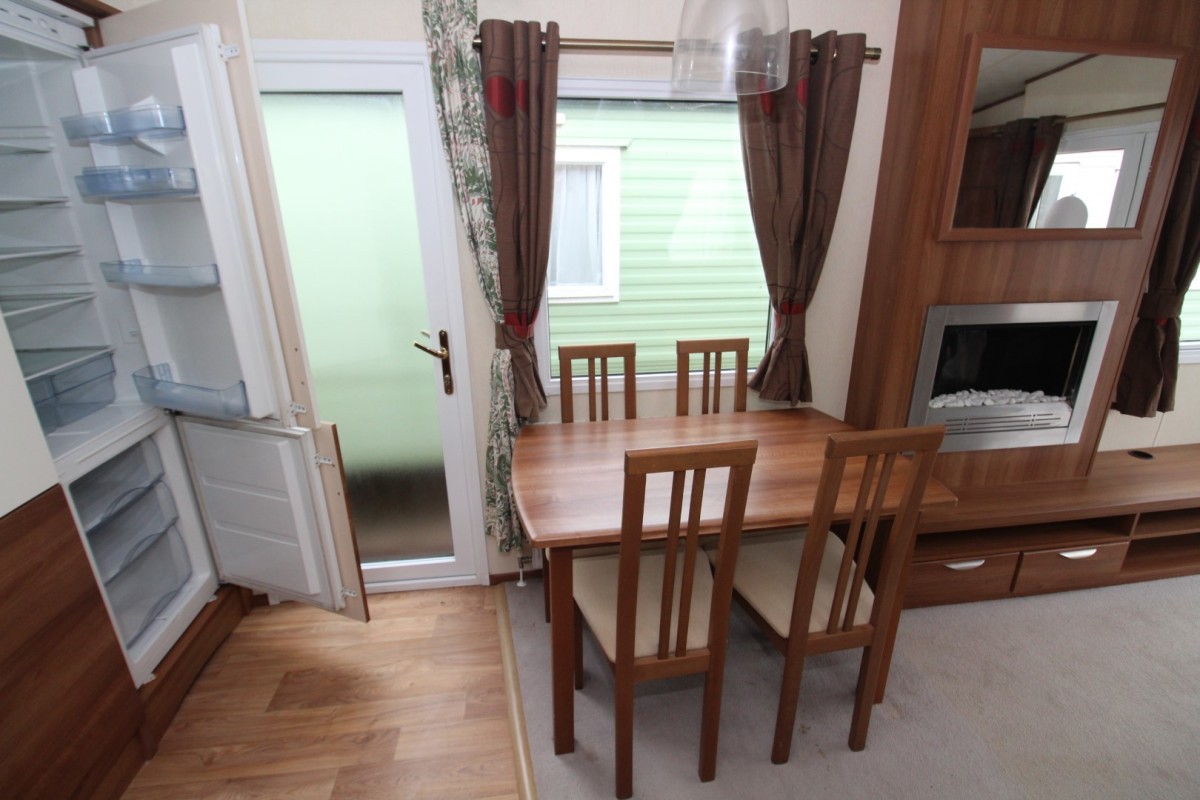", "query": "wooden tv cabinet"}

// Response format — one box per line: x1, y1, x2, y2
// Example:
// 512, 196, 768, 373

905, 444, 1200, 607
